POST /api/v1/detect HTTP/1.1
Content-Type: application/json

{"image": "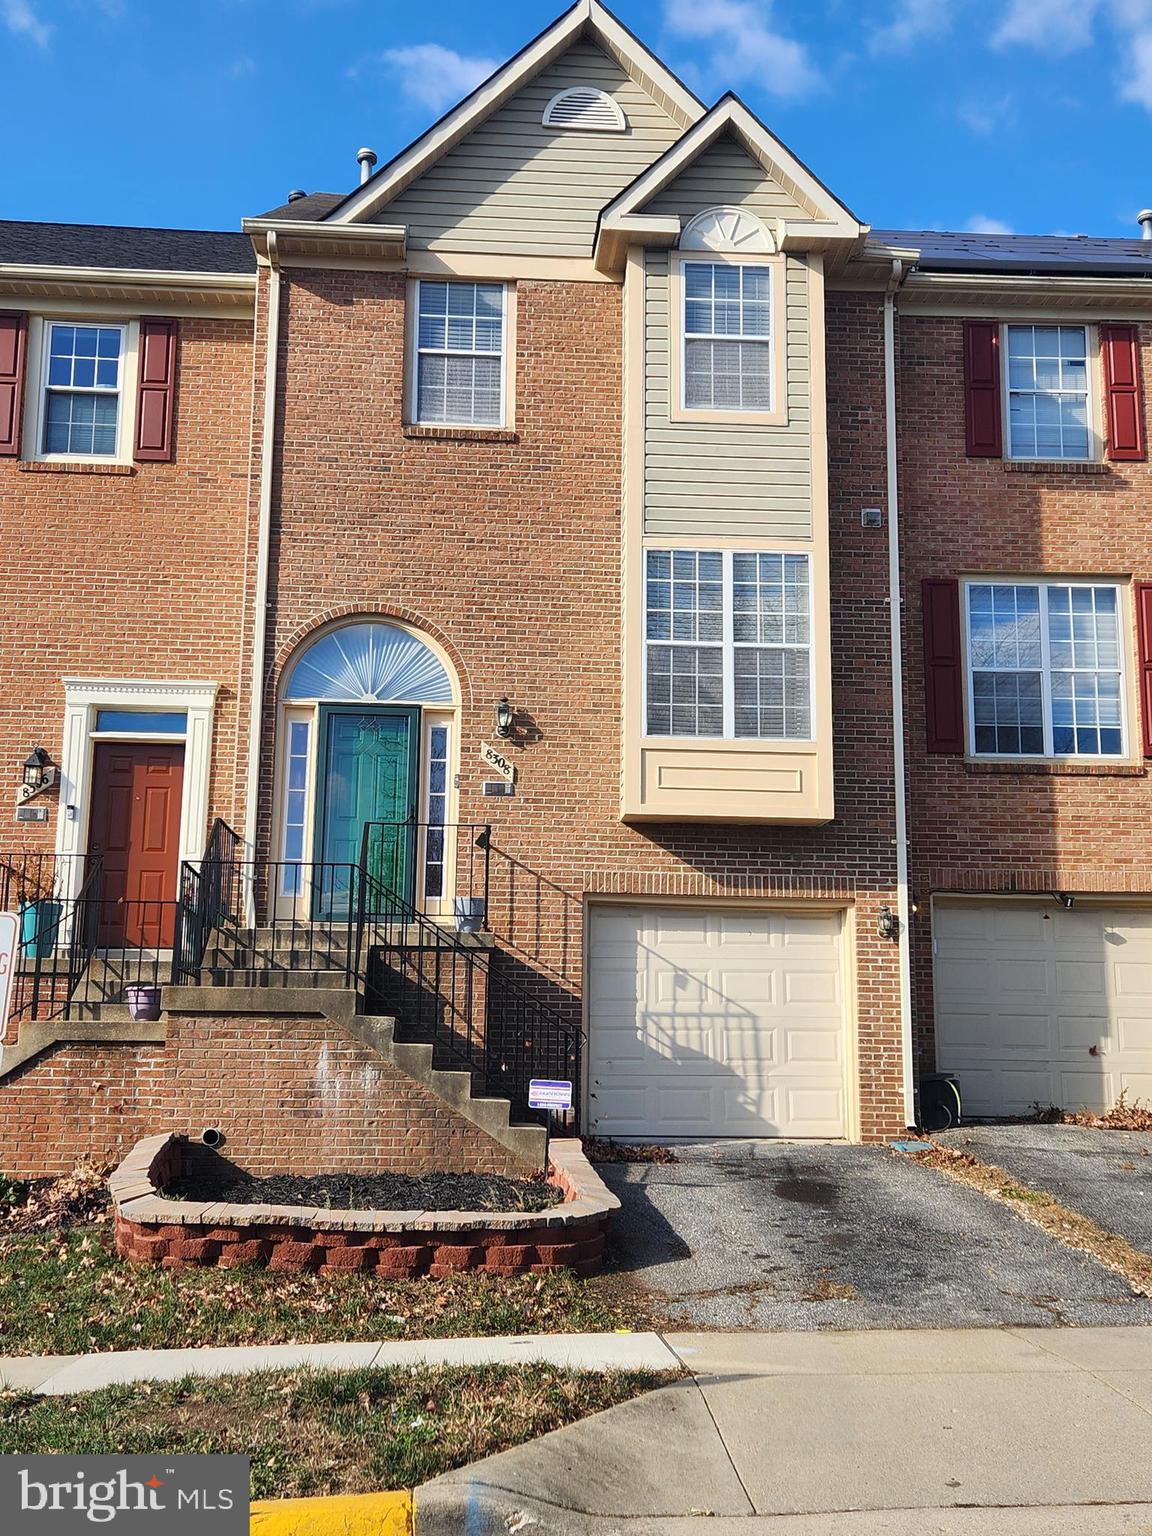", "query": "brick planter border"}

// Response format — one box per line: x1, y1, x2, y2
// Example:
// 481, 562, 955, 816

110, 1134, 618, 1277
